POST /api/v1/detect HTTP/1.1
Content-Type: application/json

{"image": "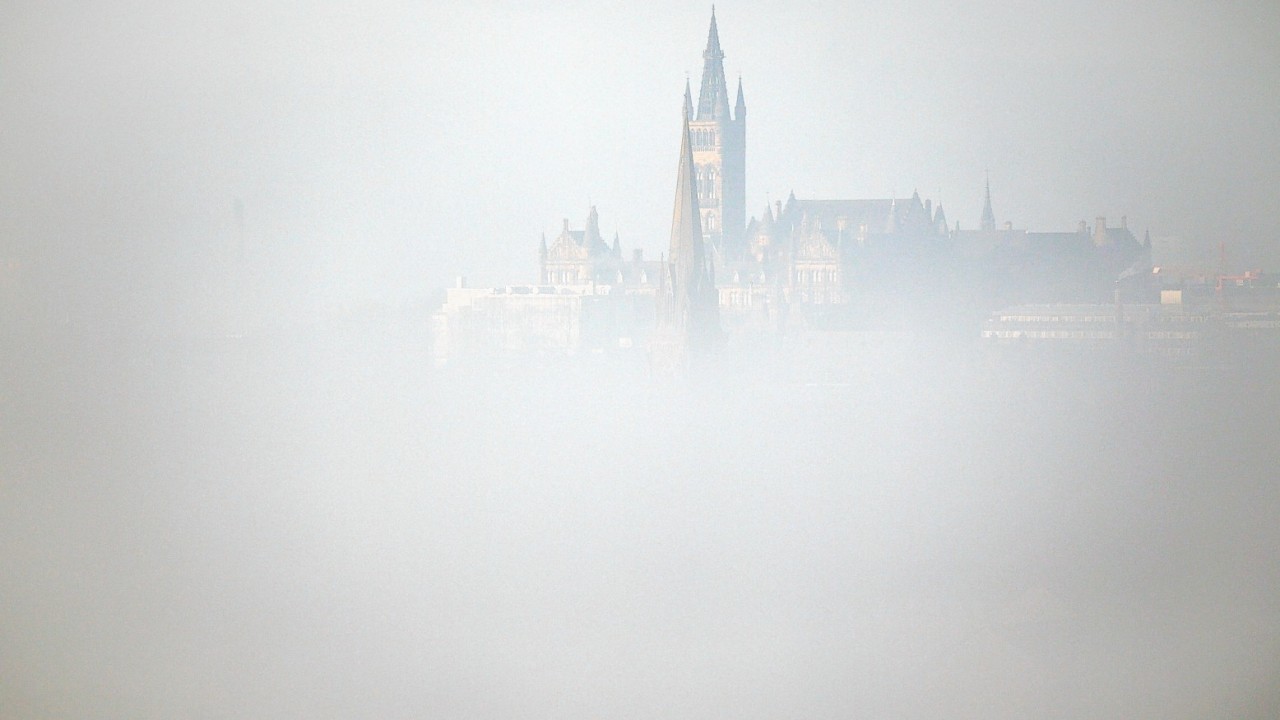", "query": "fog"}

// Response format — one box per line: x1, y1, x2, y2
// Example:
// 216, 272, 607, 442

4, 337, 1279, 717
3, 1, 1279, 310
4, 1, 1280, 718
